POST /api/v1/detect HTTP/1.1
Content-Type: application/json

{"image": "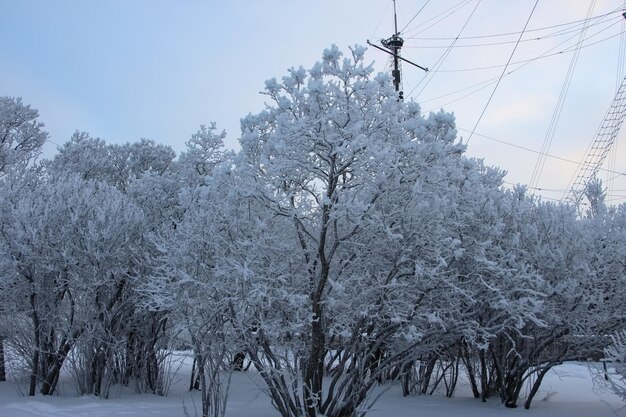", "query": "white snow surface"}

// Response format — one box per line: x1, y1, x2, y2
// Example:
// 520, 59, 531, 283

0, 355, 624, 417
